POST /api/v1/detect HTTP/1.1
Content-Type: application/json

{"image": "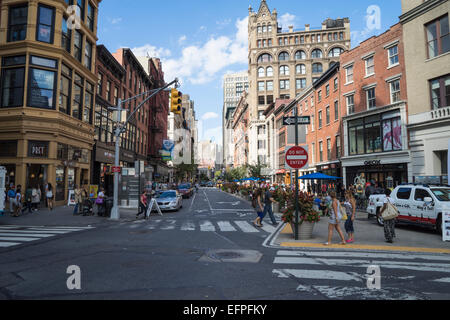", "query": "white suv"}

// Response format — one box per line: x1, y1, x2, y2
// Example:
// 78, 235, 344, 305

366, 184, 450, 233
